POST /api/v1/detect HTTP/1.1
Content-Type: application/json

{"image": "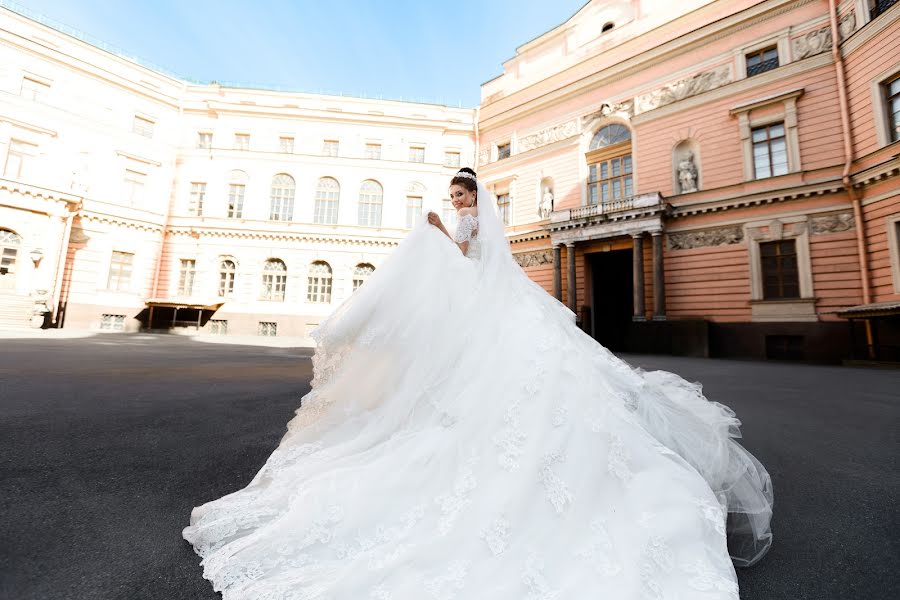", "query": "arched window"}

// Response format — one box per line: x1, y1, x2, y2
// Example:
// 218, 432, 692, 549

269, 174, 295, 221
0, 229, 22, 290
602, 22, 615, 33
406, 182, 425, 229
314, 177, 340, 224
218, 259, 237, 297
352, 263, 375, 292
261, 259, 287, 301
307, 261, 332, 303
587, 124, 633, 208
358, 180, 383, 227
589, 124, 631, 150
